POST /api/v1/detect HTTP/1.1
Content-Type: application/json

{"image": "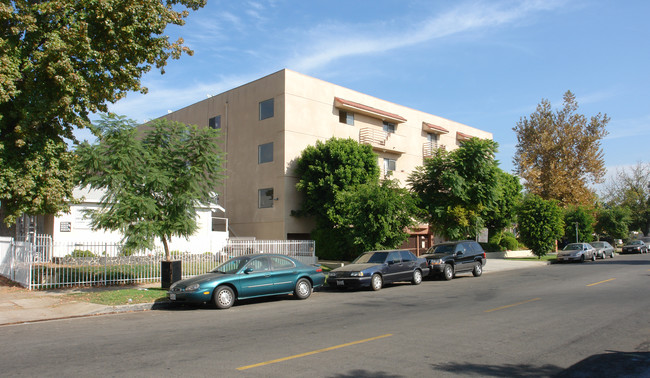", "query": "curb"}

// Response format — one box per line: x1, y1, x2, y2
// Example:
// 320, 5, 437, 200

90, 300, 174, 316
